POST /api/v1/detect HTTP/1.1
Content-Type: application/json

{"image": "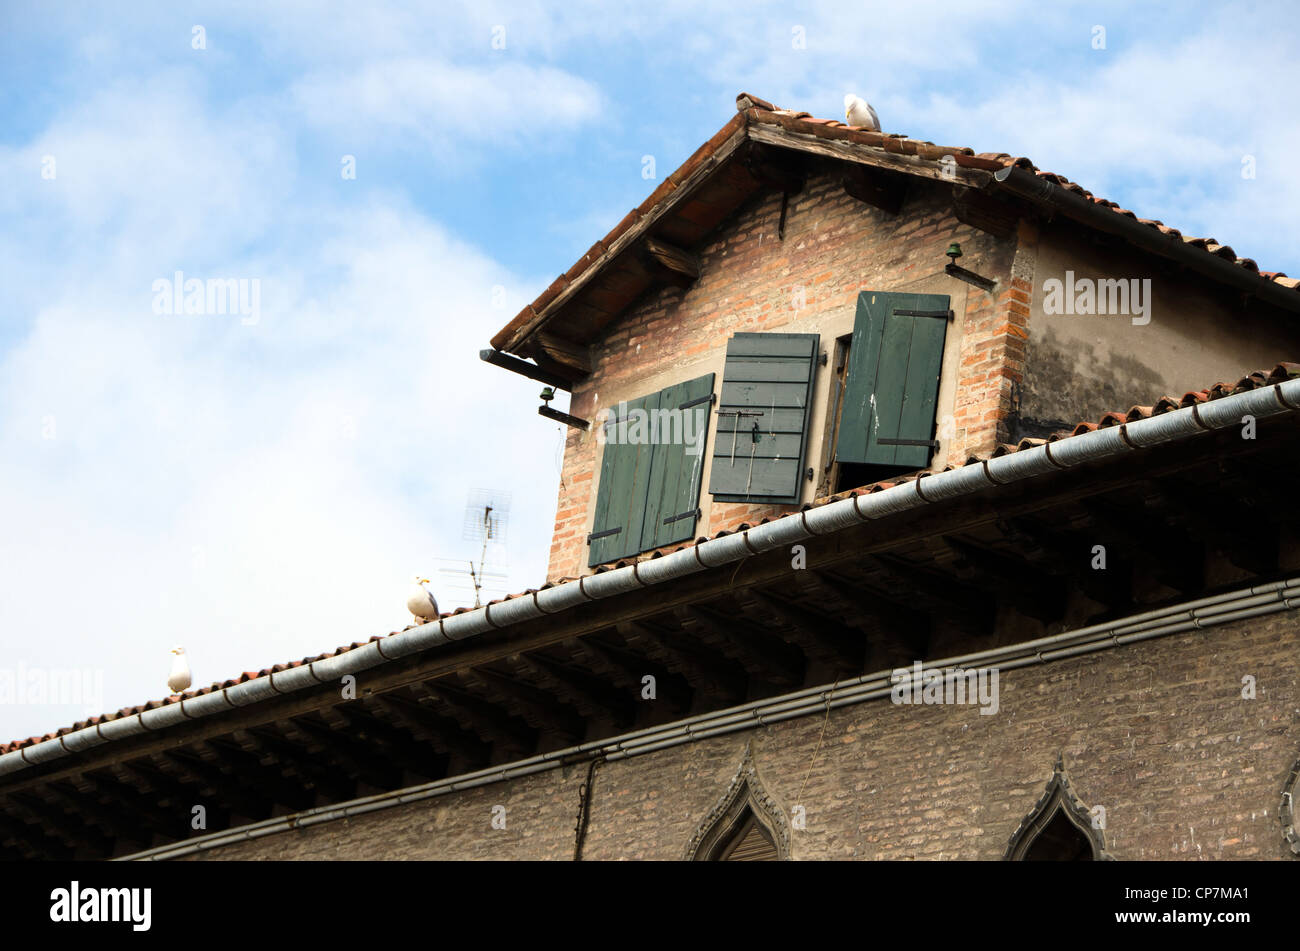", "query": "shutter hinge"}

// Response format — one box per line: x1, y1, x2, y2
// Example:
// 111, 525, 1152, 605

678, 392, 716, 410
893, 308, 954, 322
586, 527, 623, 545
818, 351, 828, 366
806, 467, 814, 481
877, 437, 940, 448
662, 508, 702, 526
